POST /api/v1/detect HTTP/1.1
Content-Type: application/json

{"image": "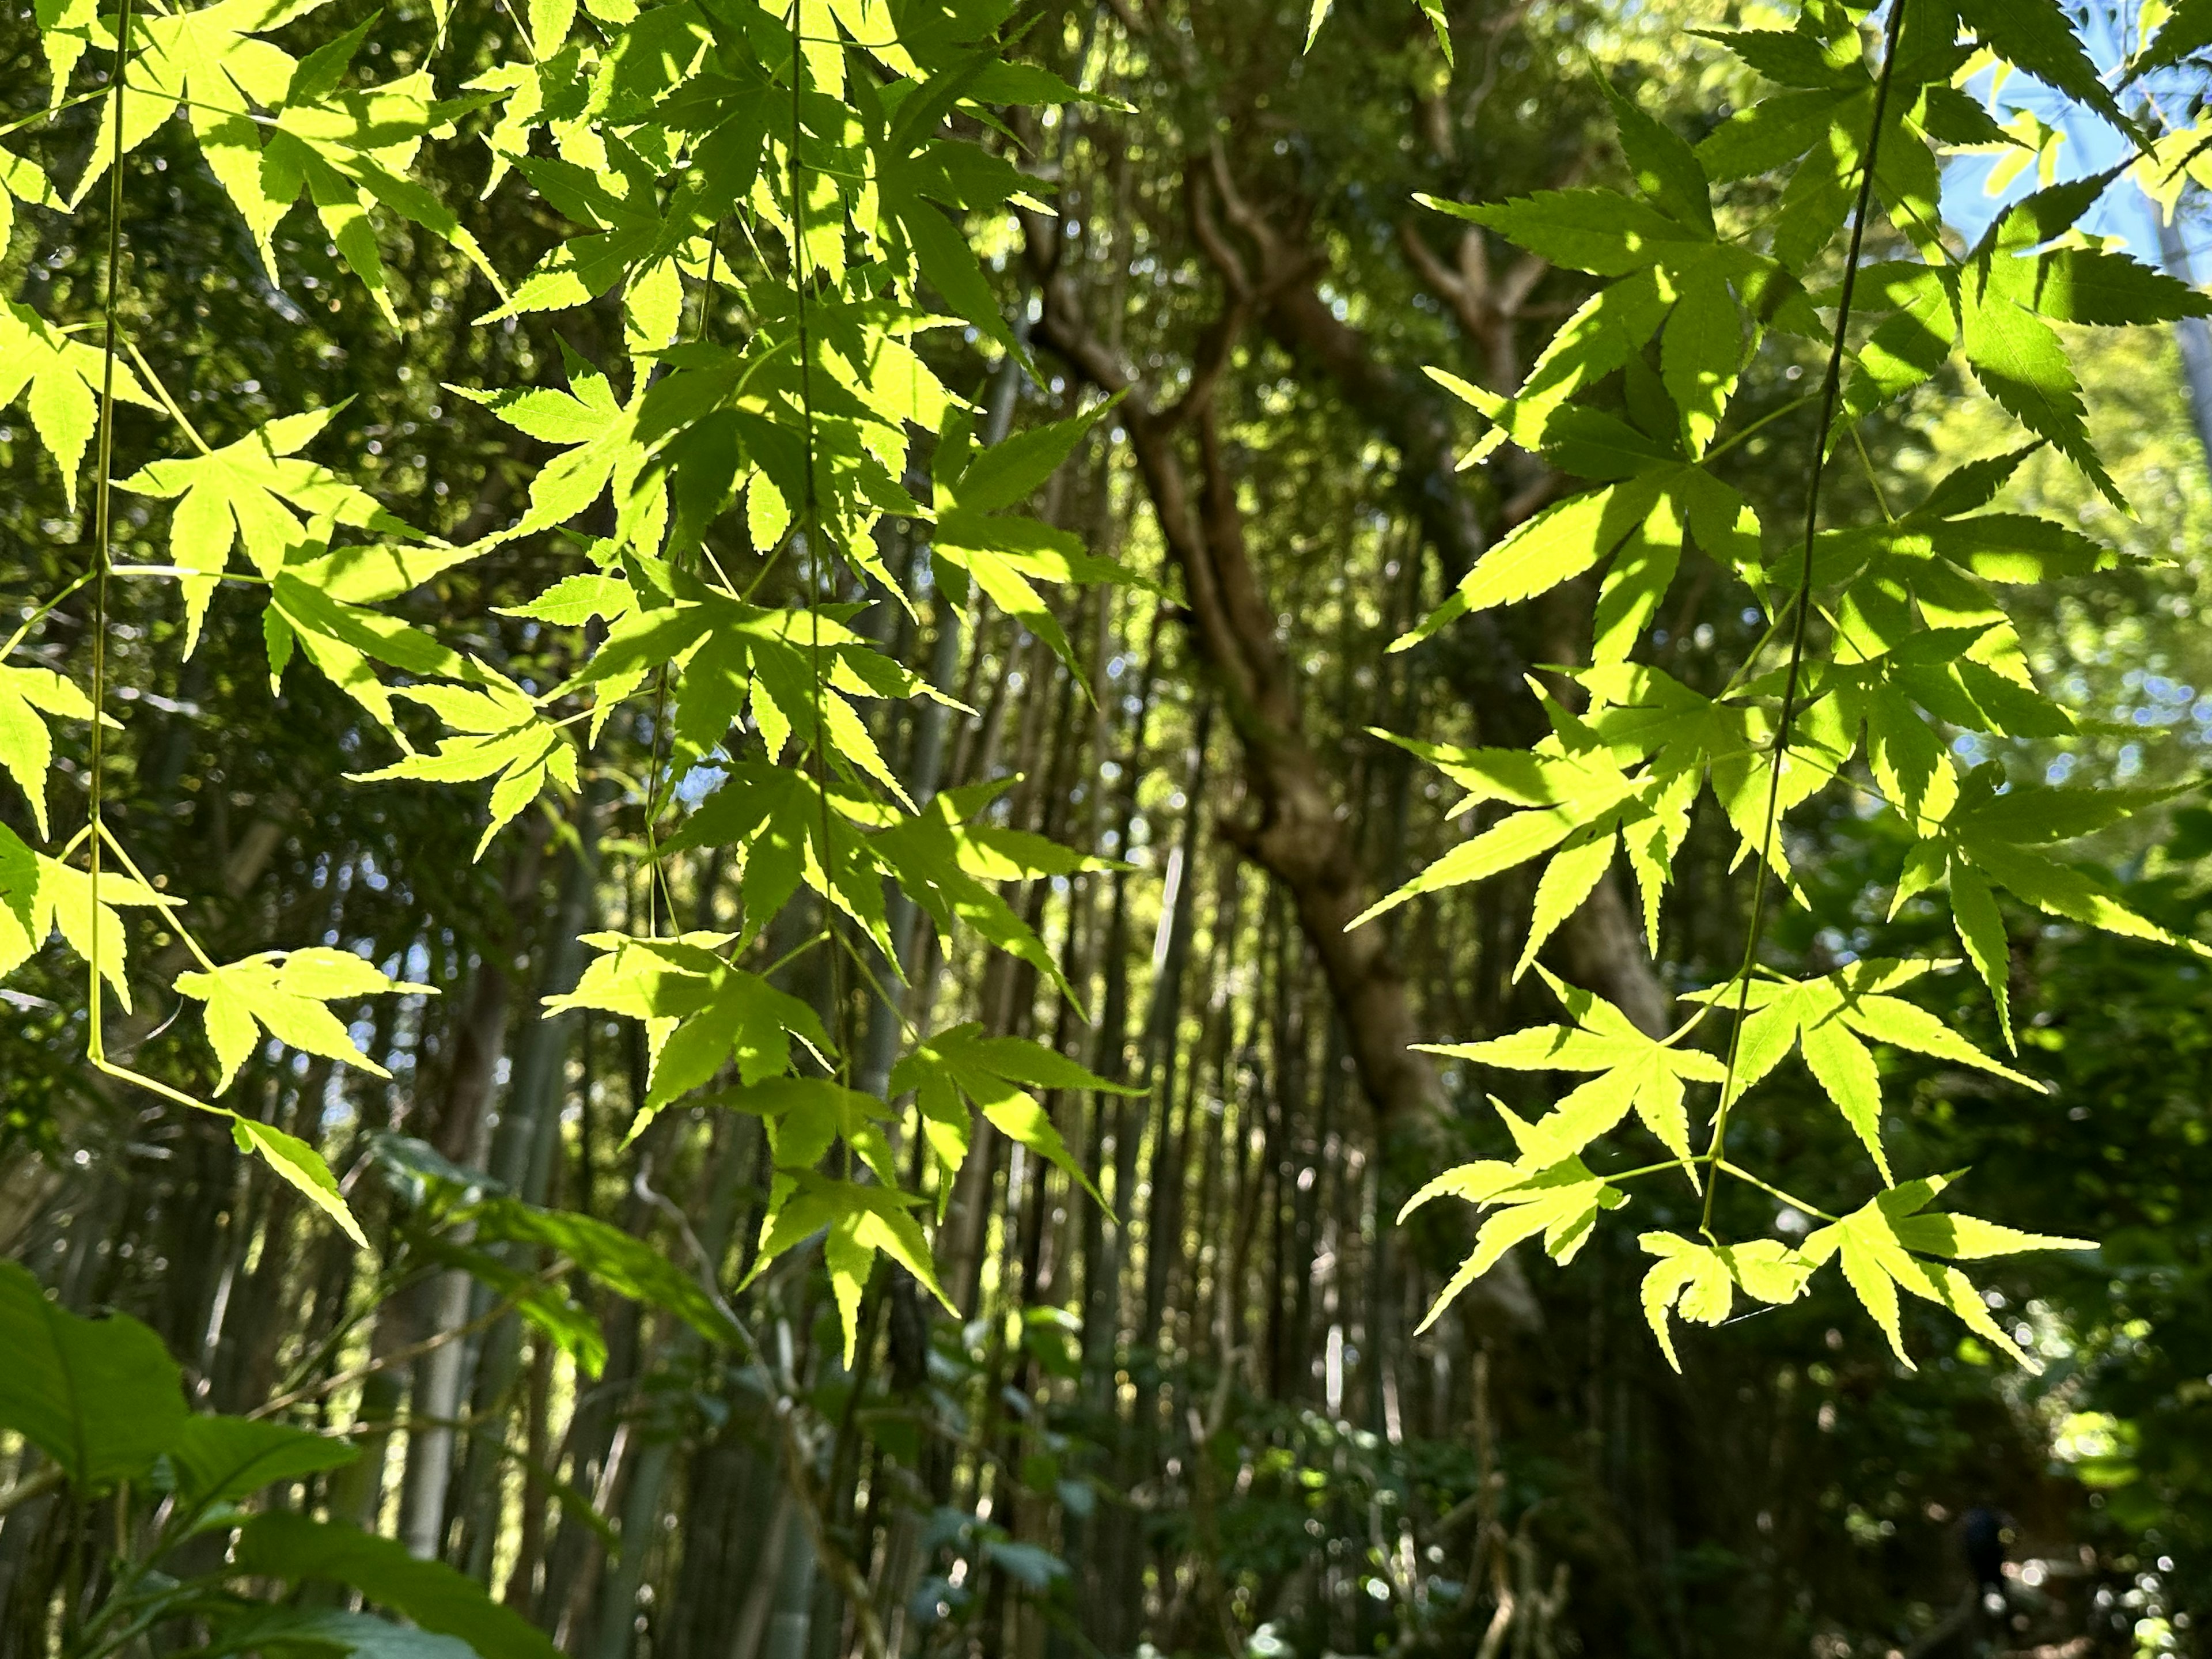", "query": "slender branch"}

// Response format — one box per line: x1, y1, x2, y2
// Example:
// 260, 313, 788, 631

0, 1464, 65, 1518
249, 1263, 567, 1419
85, 0, 138, 1066
1702, 0, 1909, 1234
